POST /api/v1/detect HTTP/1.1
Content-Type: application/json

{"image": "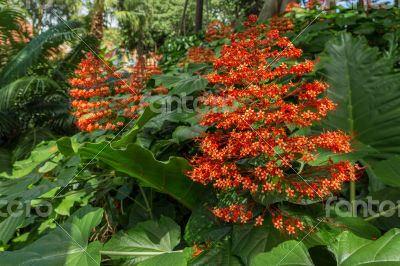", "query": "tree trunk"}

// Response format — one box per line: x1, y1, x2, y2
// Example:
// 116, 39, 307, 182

180, 0, 189, 35
90, 0, 105, 41
195, 0, 204, 32
36, 1, 44, 34
258, 0, 298, 22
